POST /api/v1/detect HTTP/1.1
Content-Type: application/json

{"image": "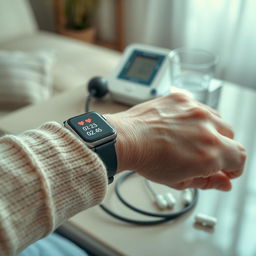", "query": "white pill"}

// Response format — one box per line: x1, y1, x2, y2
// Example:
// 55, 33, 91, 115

195, 213, 217, 227
164, 193, 176, 209
182, 189, 193, 206
155, 194, 168, 210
